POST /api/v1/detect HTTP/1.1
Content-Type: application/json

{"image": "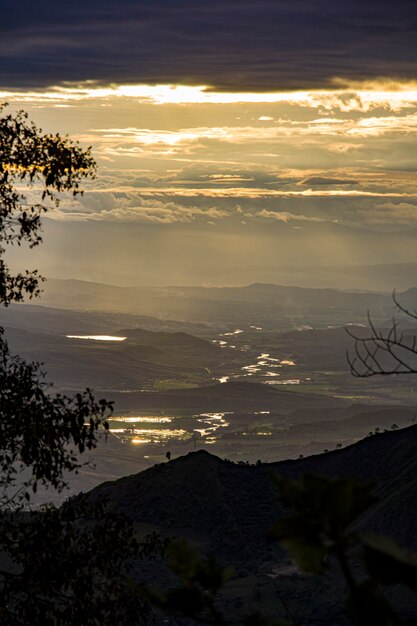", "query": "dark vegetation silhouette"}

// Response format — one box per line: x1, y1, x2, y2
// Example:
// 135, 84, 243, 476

1, 105, 417, 625
0, 106, 96, 305
0, 105, 162, 625
155, 307, 417, 625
